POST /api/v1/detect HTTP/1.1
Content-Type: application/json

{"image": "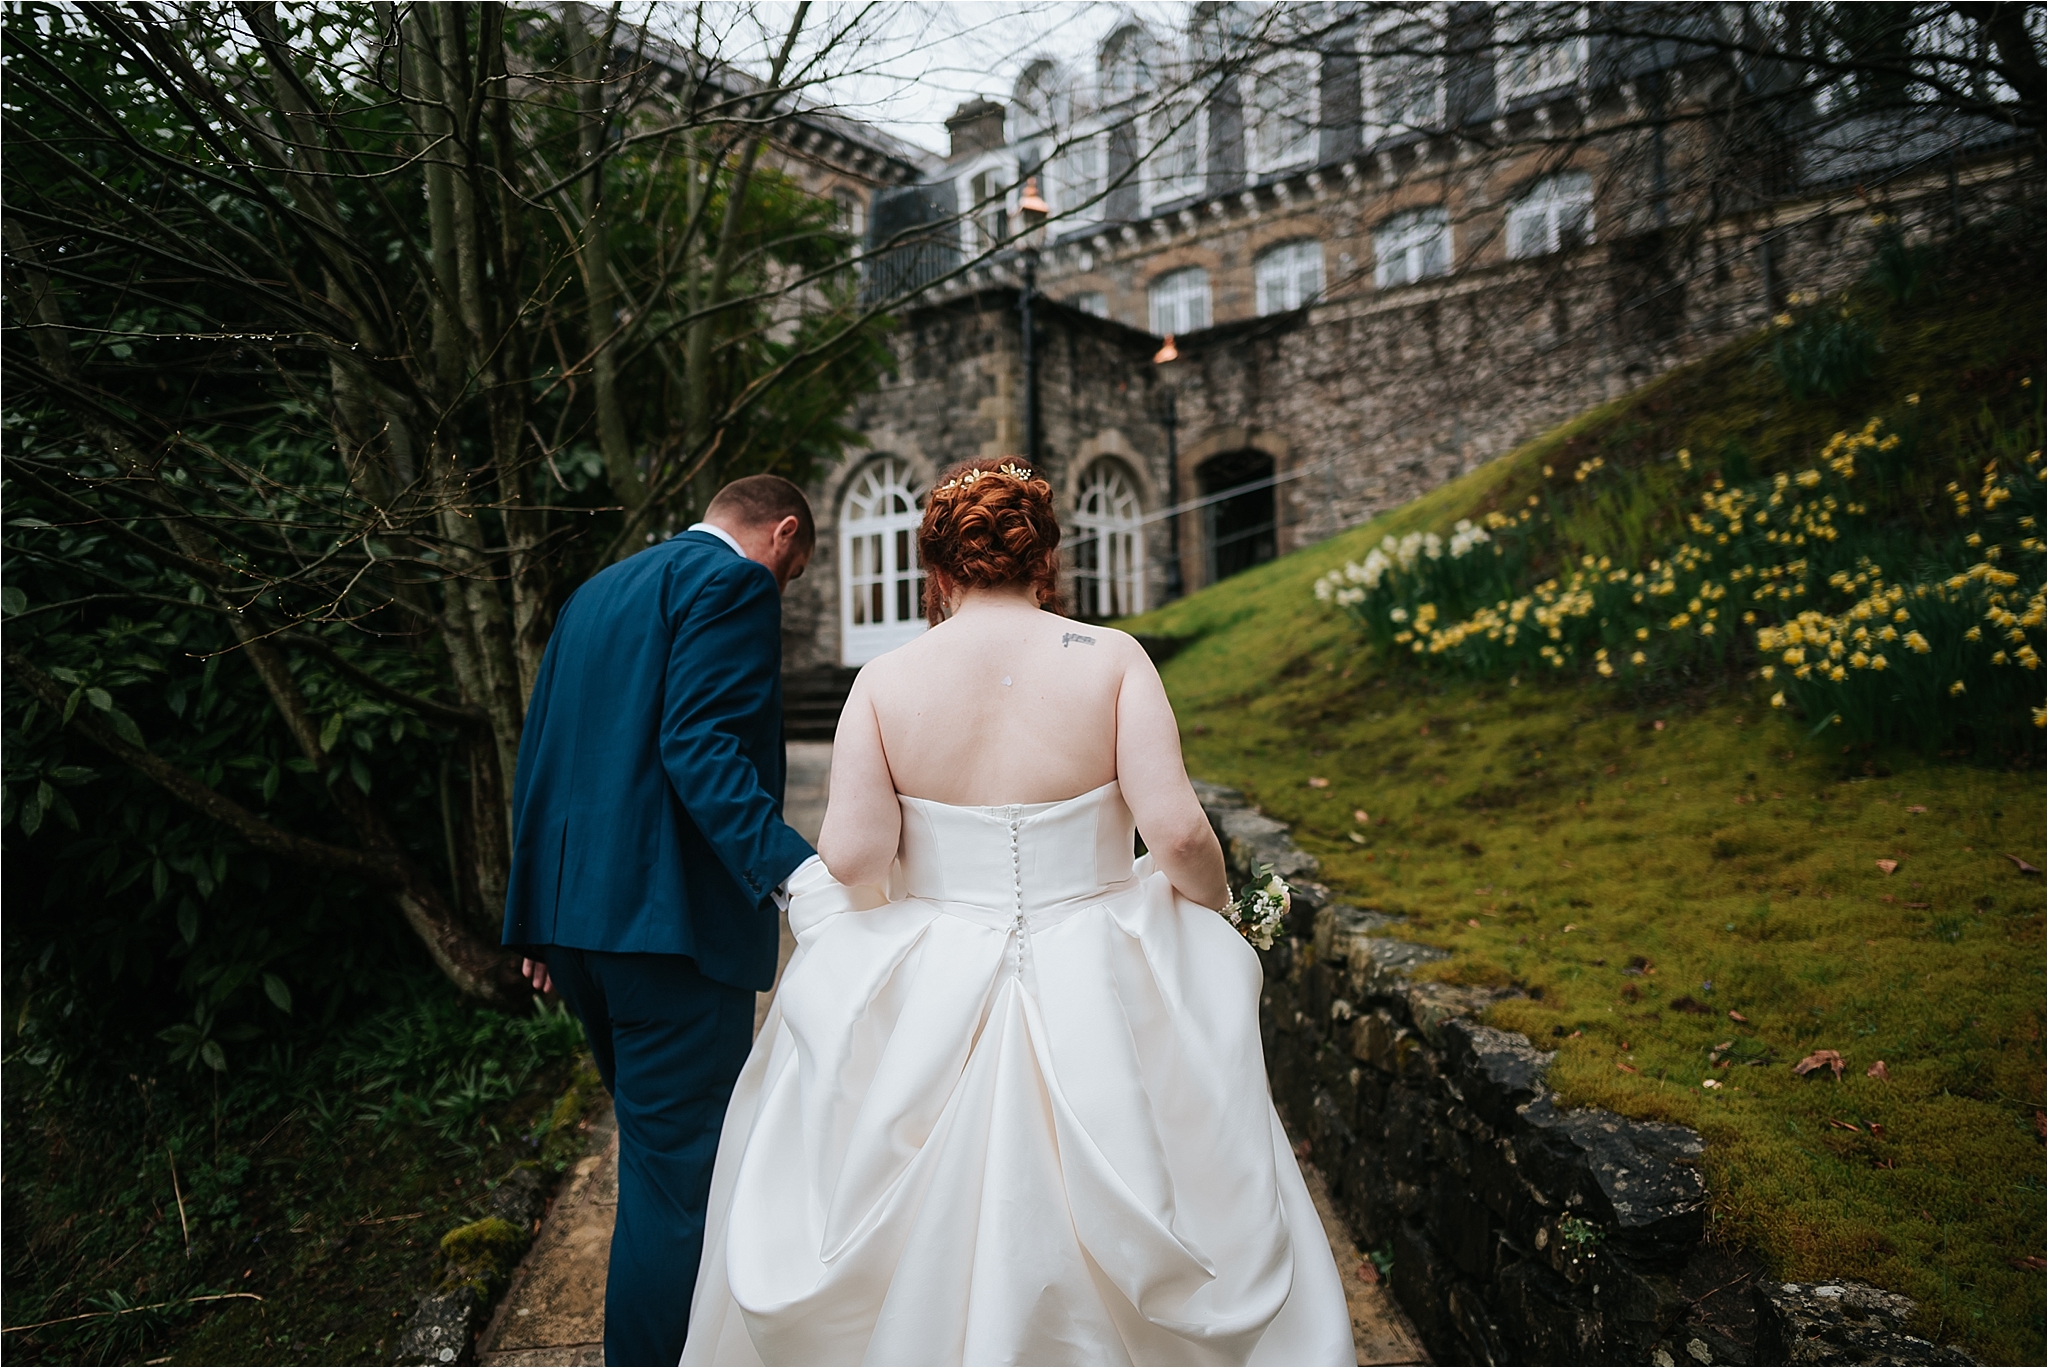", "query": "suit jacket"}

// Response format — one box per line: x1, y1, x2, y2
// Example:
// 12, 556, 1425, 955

502, 531, 816, 991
